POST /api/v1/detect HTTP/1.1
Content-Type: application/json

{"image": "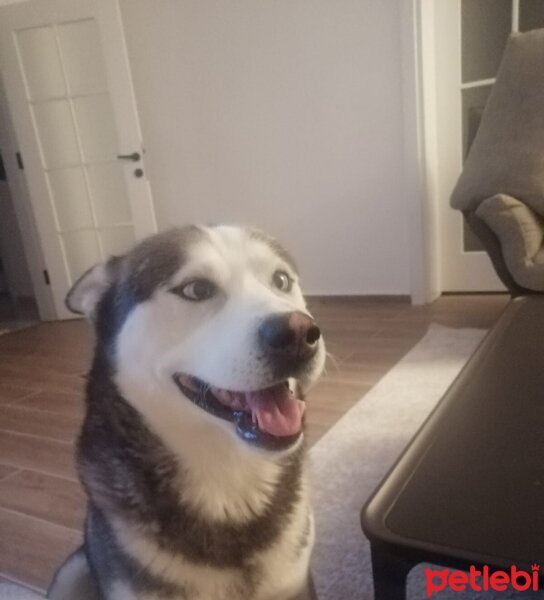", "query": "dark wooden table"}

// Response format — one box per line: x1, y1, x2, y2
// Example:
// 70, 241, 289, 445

361, 297, 544, 599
